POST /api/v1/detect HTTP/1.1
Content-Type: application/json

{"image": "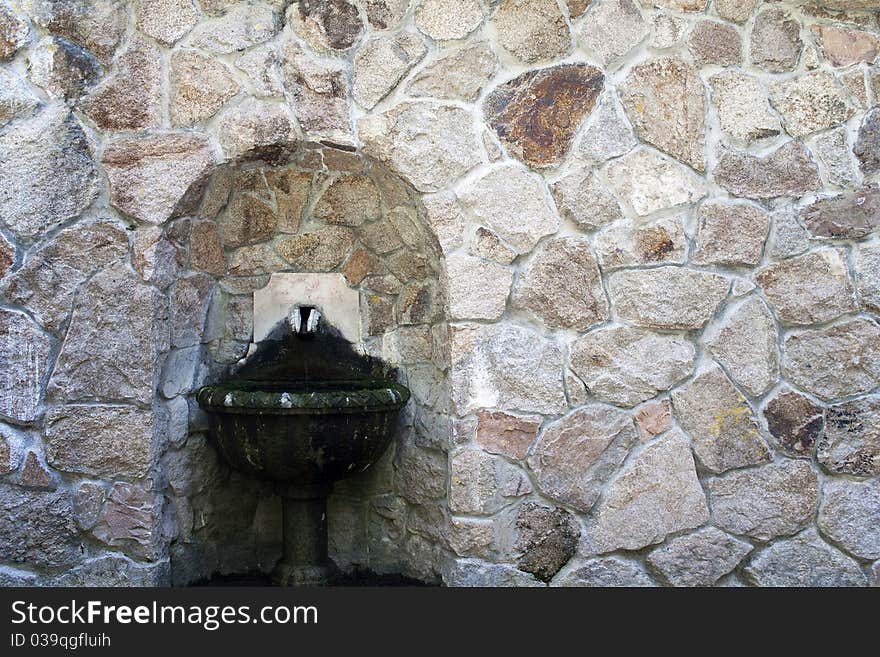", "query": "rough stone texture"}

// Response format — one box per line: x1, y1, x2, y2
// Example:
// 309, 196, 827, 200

365, 0, 409, 30
750, 8, 803, 73
857, 242, 880, 314
854, 109, 880, 175
715, 142, 821, 199
768, 71, 855, 138
170, 273, 214, 347
744, 528, 866, 587
587, 430, 709, 553
705, 296, 778, 398
26, 0, 127, 65
468, 227, 517, 265
169, 49, 240, 127
651, 13, 686, 48
594, 215, 686, 270
137, 0, 198, 45
634, 400, 671, 440
550, 169, 623, 230
528, 405, 638, 513
190, 220, 226, 275
0, 309, 53, 423
770, 208, 811, 260
359, 102, 479, 192
314, 175, 380, 226
48, 264, 166, 405
812, 25, 880, 67
80, 36, 162, 132
0, 233, 13, 282
672, 364, 771, 473
801, 188, 880, 239
0, 486, 78, 570
512, 504, 579, 584
692, 202, 769, 267
576, 0, 648, 67
475, 411, 541, 460
764, 388, 823, 458
570, 327, 695, 407
574, 92, 638, 166
0, 219, 127, 334
756, 248, 855, 325
442, 559, 543, 587
512, 237, 608, 331
234, 45, 283, 98
218, 194, 276, 247
451, 323, 566, 415
353, 32, 427, 110
484, 64, 603, 168
782, 319, 880, 401
189, 2, 278, 54
90, 483, 160, 560
449, 448, 531, 515
0, 5, 29, 60
289, 0, 362, 52
102, 133, 216, 225
603, 148, 707, 216
817, 478, 880, 560
27, 35, 100, 102
647, 528, 752, 587
688, 20, 741, 67
492, 0, 570, 64
715, 0, 756, 23
276, 227, 354, 271
459, 166, 559, 254
620, 58, 706, 171
44, 405, 152, 478
638, 0, 706, 9
709, 70, 781, 144
414, 0, 483, 41
446, 254, 512, 321
280, 40, 351, 143
0, 68, 40, 128
819, 397, 880, 477
20, 451, 53, 489
707, 460, 819, 541
215, 98, 299, 162
553, 558, 655, 587
607, 266, 729, 330
407, 43, 497, 102
0, 107, 98, 242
